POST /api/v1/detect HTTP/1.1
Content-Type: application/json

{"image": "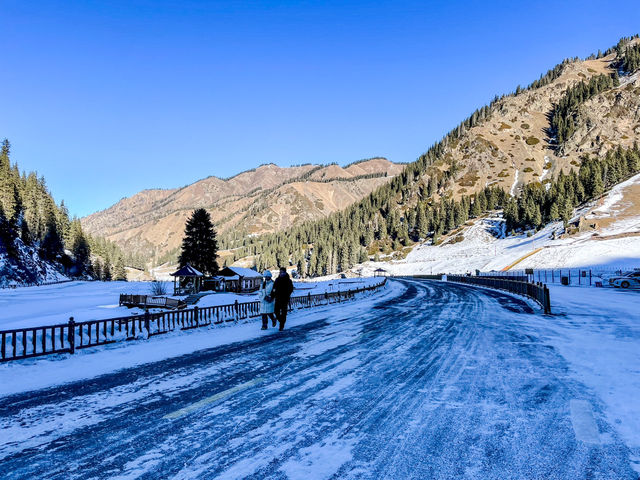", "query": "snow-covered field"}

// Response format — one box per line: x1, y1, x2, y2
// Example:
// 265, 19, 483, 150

0, 277, 382, 331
